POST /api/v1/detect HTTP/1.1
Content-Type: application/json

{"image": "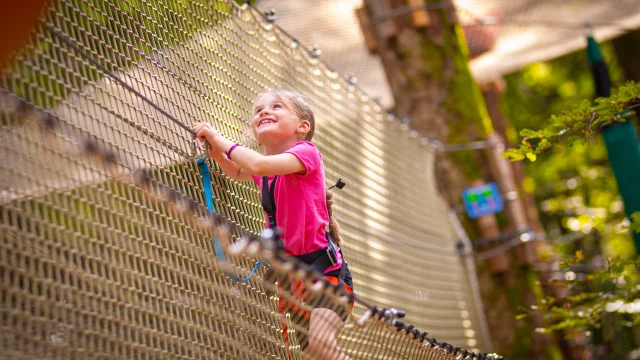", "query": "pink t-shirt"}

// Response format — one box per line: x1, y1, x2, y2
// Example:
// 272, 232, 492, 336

252, 142, 343, 274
